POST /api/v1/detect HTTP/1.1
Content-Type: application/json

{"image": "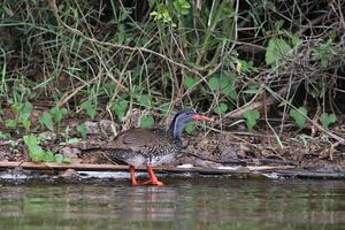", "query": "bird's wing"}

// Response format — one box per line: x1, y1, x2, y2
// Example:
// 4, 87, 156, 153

113, 128, 168, 151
